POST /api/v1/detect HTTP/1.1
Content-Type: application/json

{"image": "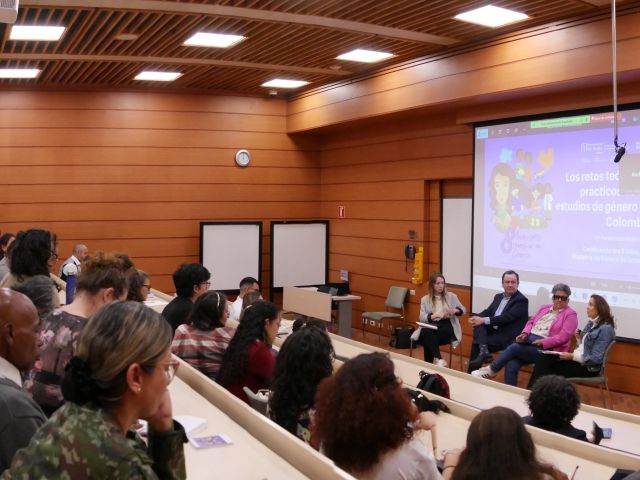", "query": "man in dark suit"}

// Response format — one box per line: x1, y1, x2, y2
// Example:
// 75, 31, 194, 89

467, 270, 529, 372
